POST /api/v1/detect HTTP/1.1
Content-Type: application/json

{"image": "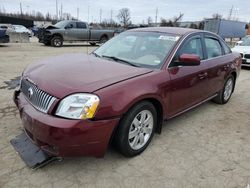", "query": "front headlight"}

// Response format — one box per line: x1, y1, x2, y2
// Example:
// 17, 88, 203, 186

55, 93, 100, 120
